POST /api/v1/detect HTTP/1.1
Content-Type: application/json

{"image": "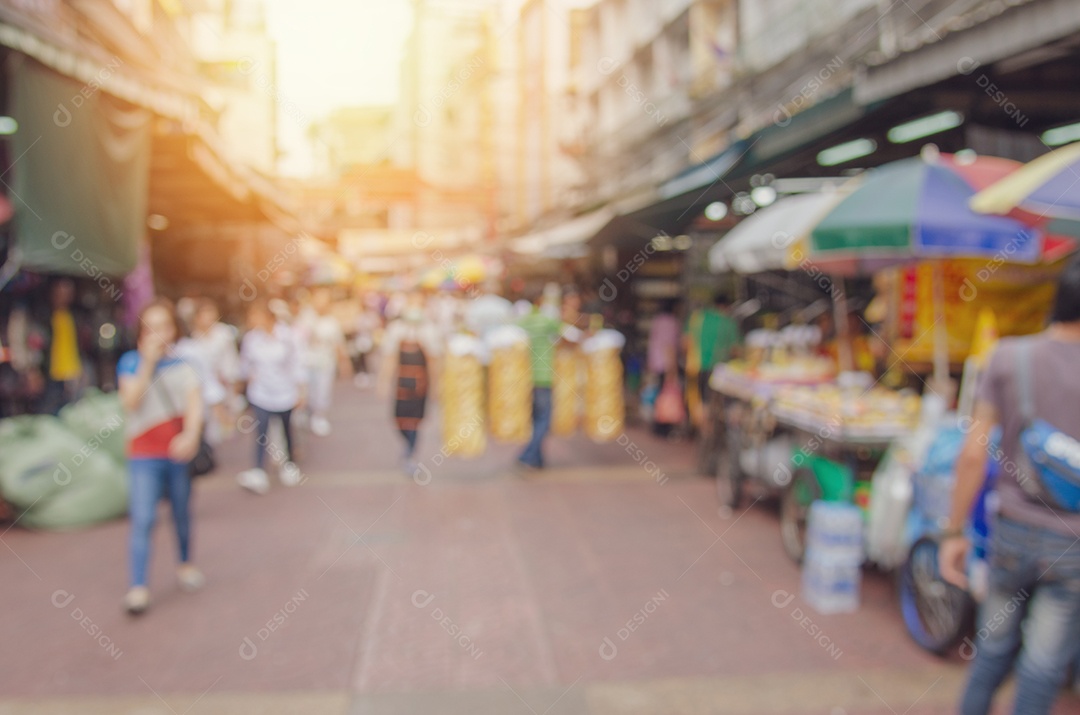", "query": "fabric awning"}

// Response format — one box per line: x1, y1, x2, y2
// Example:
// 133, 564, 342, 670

658, 141, 747, 200
0, 15, 199, 123
511, 208, 616, 256
709, 191, 846, 274
11, 58, 151, 277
